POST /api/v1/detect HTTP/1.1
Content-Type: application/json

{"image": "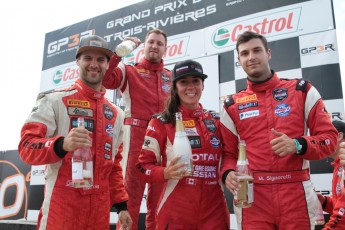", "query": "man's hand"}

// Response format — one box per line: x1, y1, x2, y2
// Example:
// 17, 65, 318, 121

118, 210, 132, 230
225, 171, 240, 195
62, 127, 91, 152
163, 156, 187, 180
270, 128, 296, 157
123, 37, 141, 49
